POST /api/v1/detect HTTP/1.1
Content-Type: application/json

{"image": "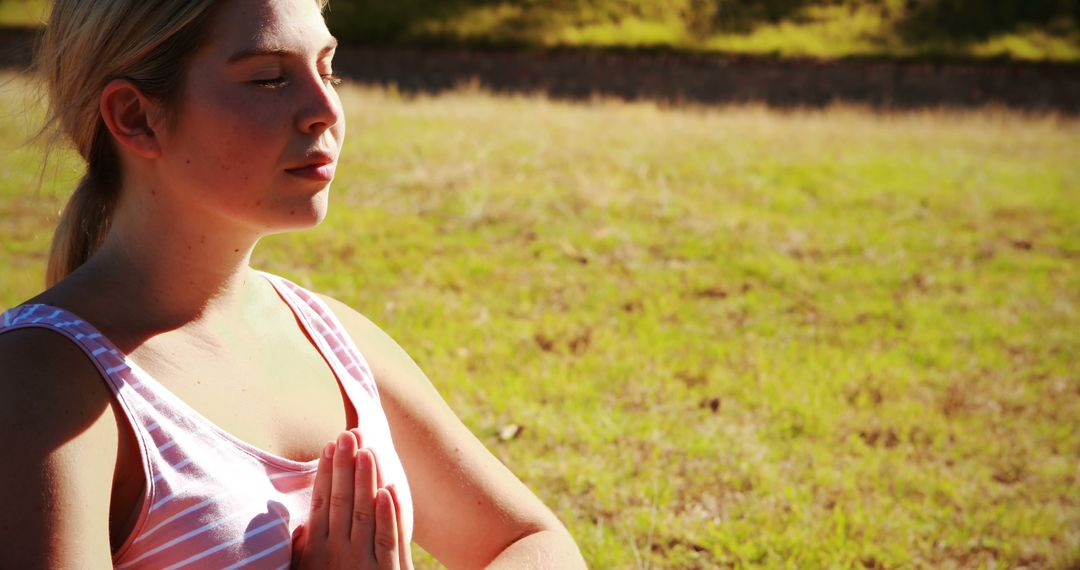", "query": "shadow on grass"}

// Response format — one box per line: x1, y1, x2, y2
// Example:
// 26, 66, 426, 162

333, 44, 1080, 114
1, 21, 1077, 114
